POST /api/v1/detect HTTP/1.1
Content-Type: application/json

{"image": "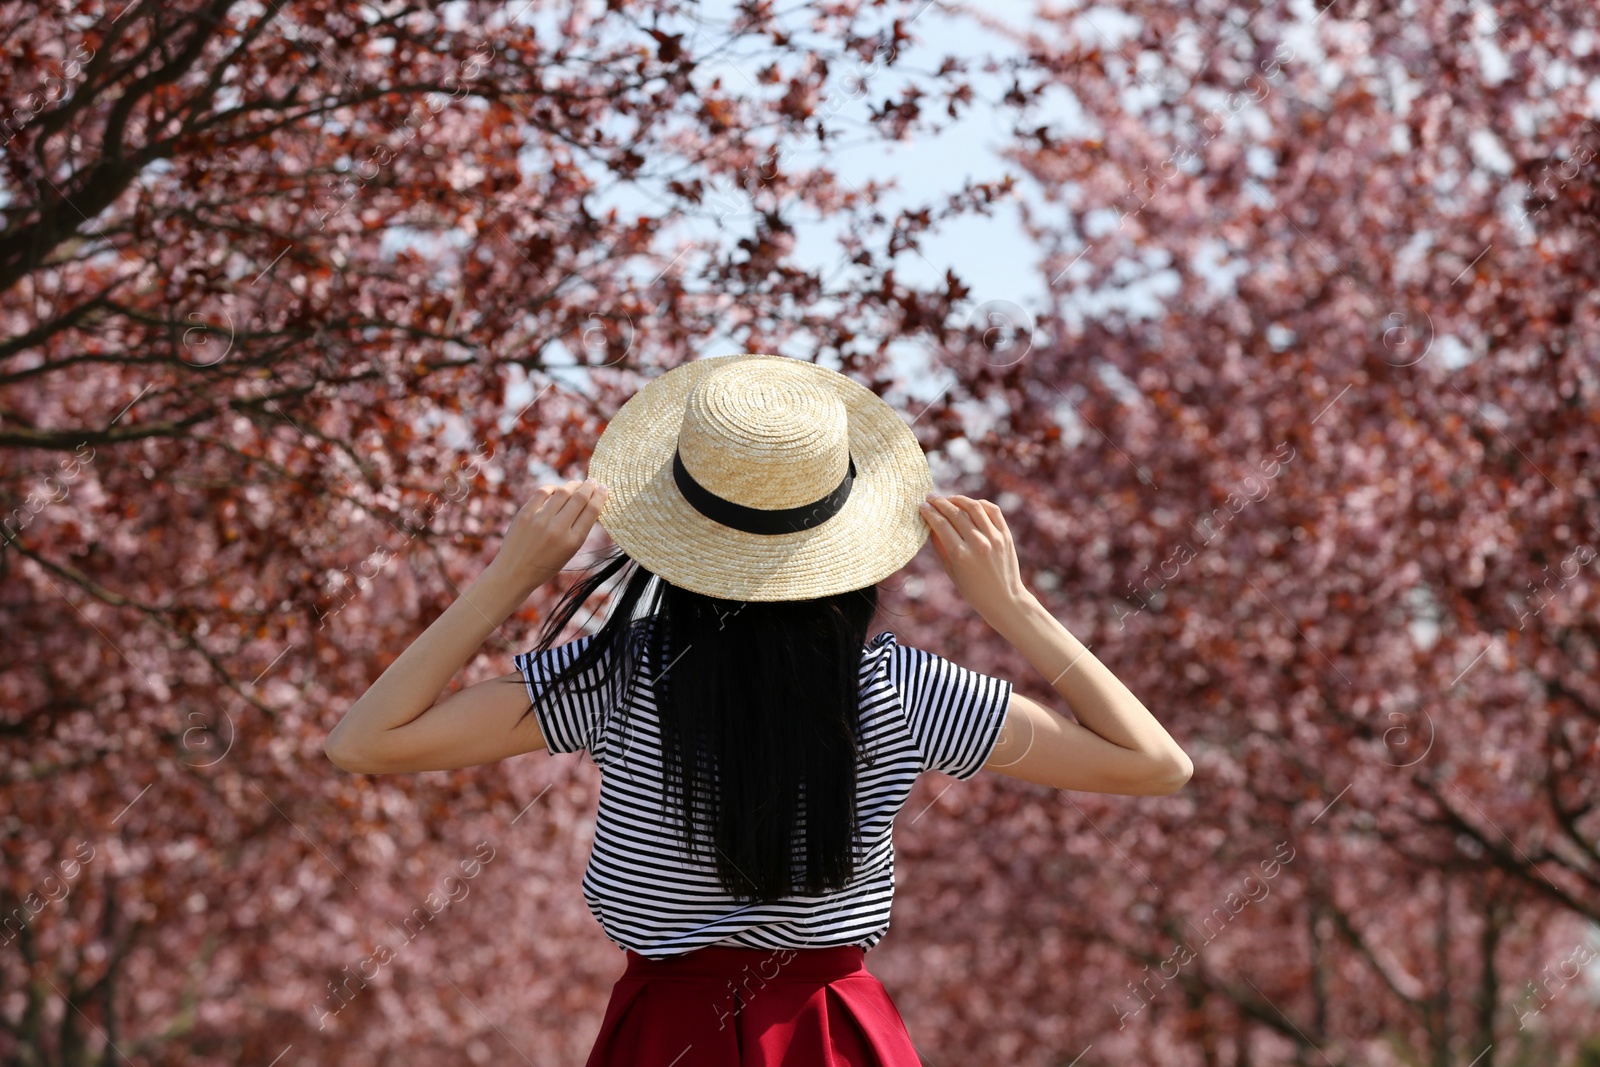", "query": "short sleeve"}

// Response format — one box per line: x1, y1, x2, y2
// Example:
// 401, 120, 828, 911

513, 635, 611, 763
887, 640, 1013, 780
